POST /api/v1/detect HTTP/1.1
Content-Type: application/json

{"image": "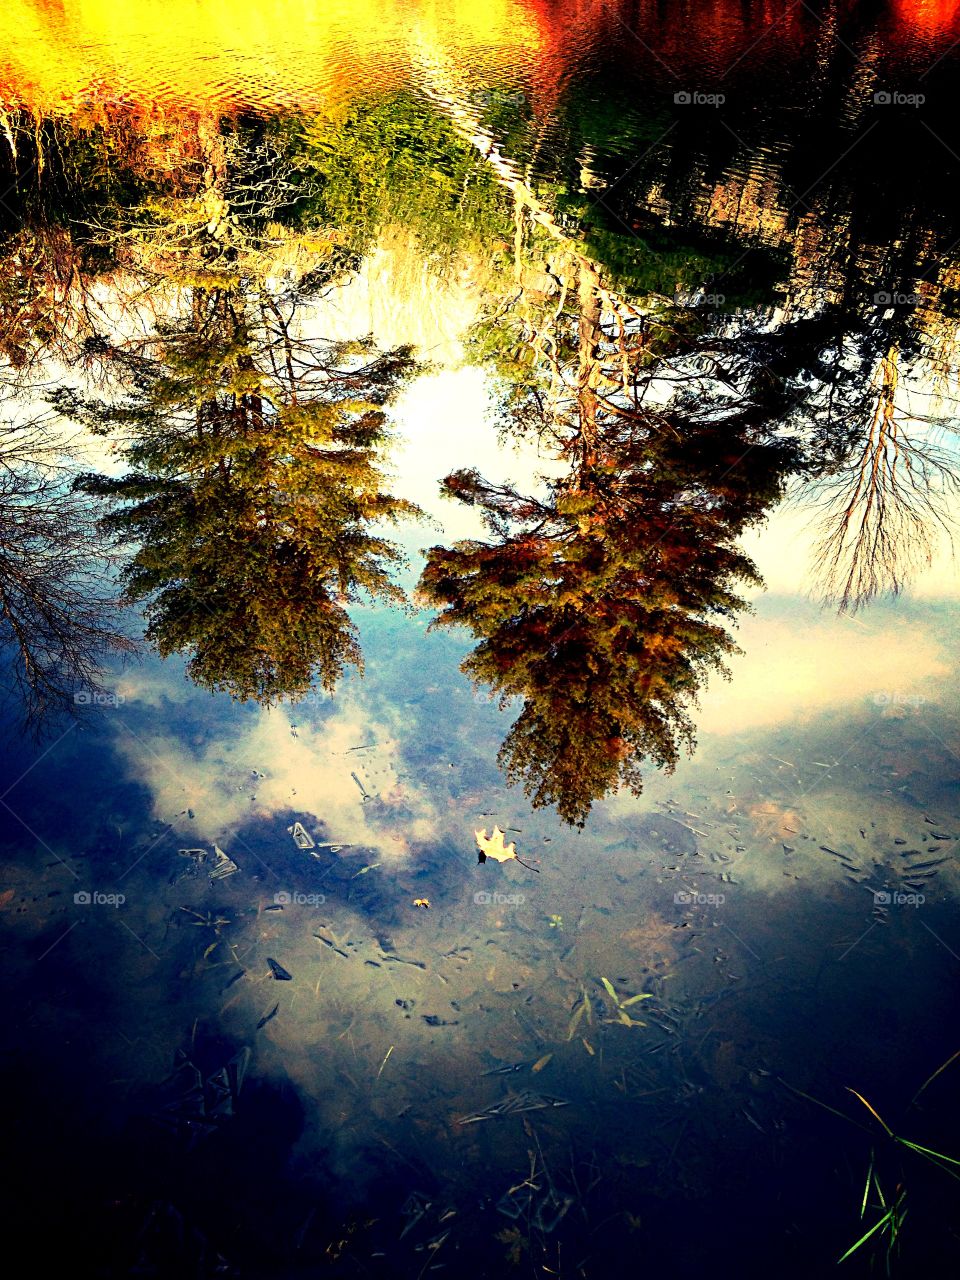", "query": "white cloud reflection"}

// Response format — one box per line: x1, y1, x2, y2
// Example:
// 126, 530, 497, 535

114, 667, 439, 859
697, 600, 952, 736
